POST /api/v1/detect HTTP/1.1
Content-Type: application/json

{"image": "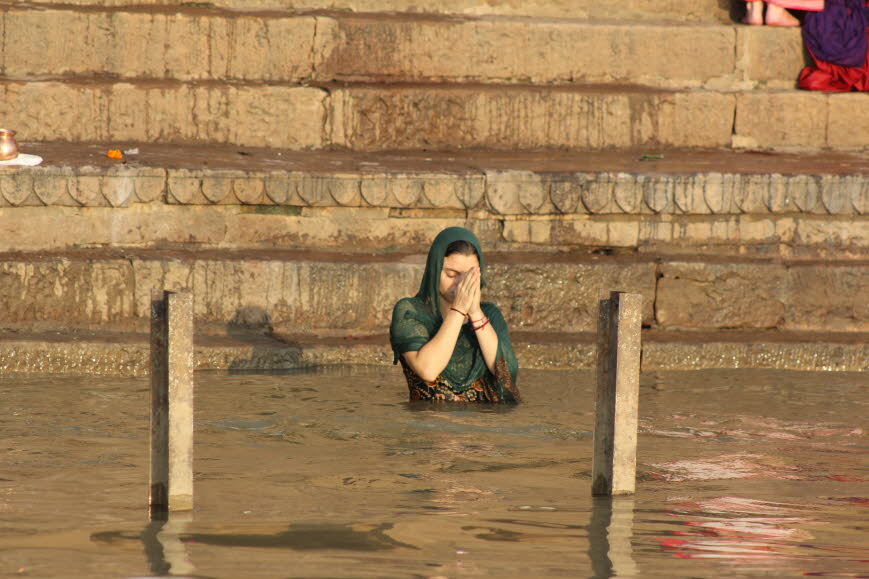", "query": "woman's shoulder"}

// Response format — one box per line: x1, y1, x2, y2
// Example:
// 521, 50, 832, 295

393, 296, 424, 313
392, 297, 433, 320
